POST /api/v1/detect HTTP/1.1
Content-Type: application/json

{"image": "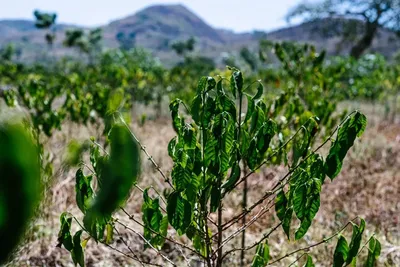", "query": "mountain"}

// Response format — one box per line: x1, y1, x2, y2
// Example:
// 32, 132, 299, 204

0, 4, 399, 63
